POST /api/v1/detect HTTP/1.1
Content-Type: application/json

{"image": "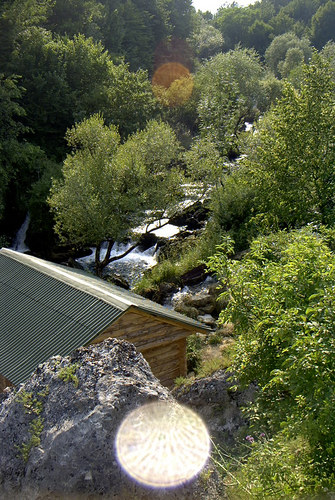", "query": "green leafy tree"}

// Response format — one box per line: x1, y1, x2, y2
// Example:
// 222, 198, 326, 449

277, 45, 305, 78
270, 11, 295, 36
0, 0, 53, 70
48, 115, 184, 276
165, 0, 194, 40
104, 61, 157, 138
188, 17, 224, 60
243, 53, 335, 227
45, 0, 103, 39
99, 0, 194, 71
195, 47, 264, 156
0, 73, 57, 241
311, 0, 335, 50
8, 28, 74, 156
208, 228, 335, 477
280, 0, 319, 25
247, 19, 273, 55
115, 0, 155, 71
9, 30, 156, 157
257, 72, 284, 112
209, 165, 257, 251
264, 31, 312, 77
183, 137, 225, 194
321, 40, 335, 81
214, 5, 257, 51
0, 74, 26, 219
